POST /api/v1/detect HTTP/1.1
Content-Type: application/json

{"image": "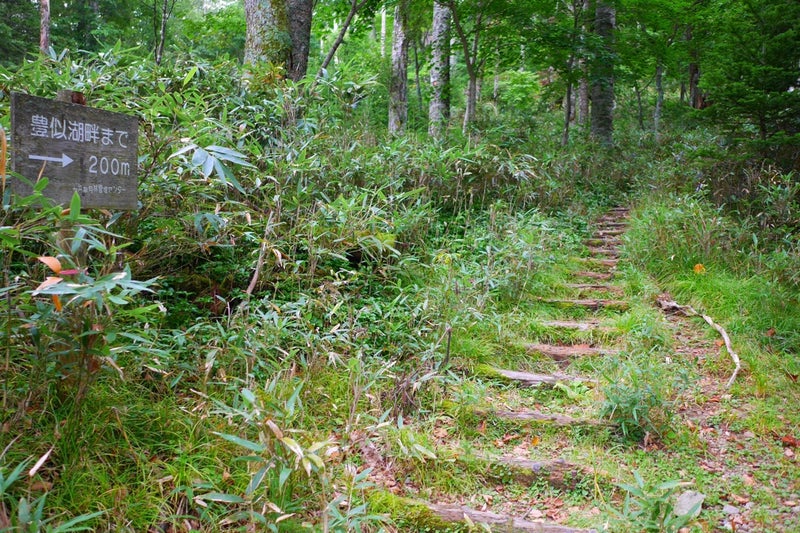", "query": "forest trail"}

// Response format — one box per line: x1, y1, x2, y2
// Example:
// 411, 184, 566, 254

368, 208, 799, 532
369, 208, 634, 531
